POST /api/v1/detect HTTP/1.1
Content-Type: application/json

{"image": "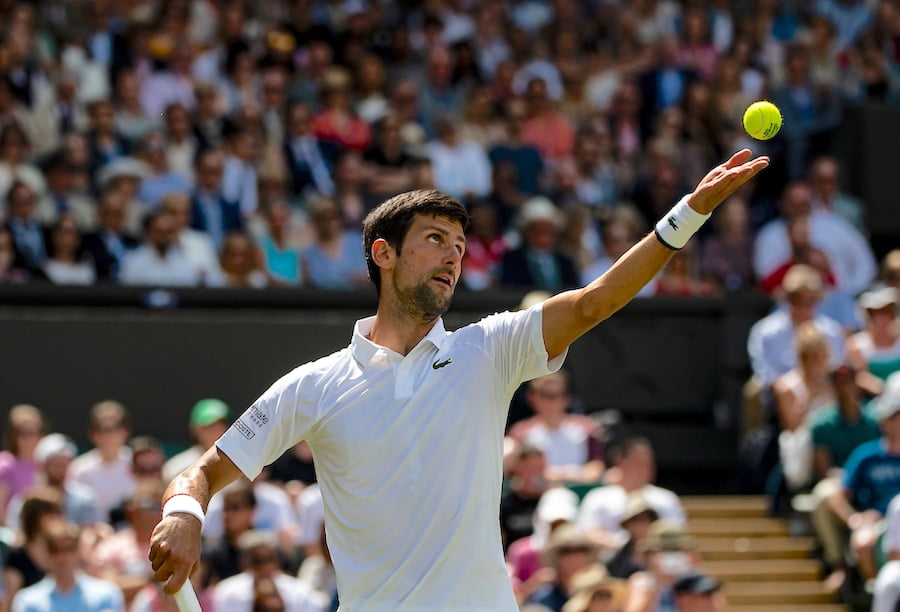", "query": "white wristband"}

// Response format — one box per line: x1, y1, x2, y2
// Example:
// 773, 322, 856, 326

162, 494, 205, 530
654, 196, 711, 250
